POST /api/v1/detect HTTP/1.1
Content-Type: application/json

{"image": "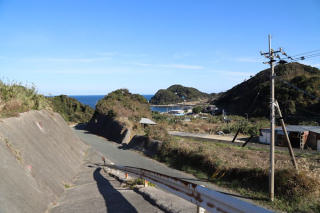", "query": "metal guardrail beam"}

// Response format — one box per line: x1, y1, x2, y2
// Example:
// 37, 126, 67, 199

105, 164, 273, 213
